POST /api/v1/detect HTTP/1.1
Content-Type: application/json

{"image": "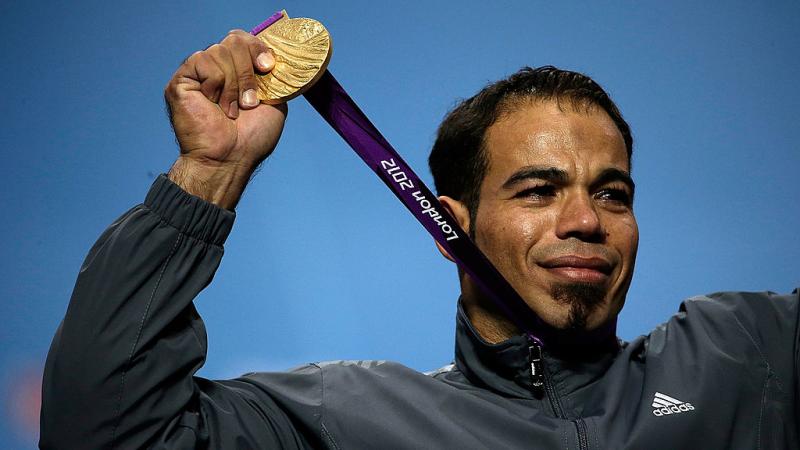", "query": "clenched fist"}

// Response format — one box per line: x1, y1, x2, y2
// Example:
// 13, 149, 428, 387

165, 29, 288, 209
